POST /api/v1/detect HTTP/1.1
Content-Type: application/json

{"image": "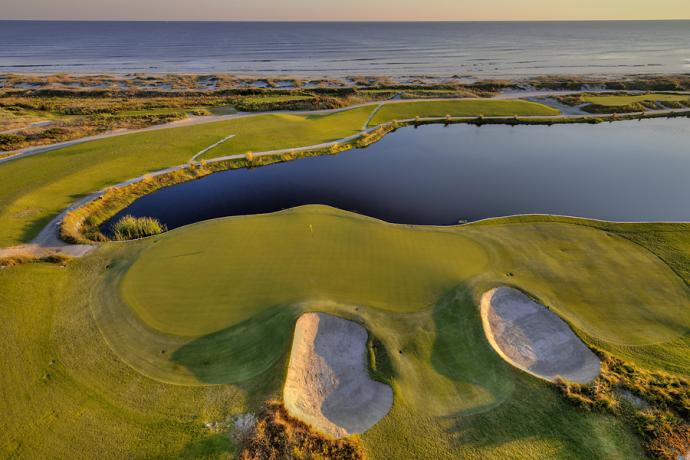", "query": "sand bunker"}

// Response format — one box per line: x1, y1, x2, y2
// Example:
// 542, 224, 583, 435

481, 287, 600, 384
283, 312, 393, 438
